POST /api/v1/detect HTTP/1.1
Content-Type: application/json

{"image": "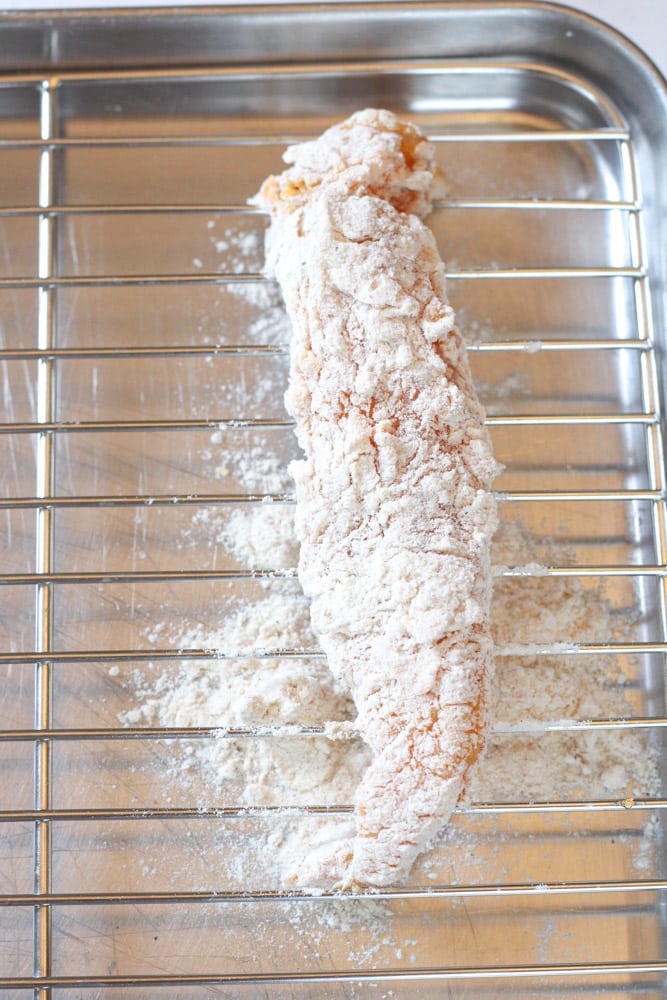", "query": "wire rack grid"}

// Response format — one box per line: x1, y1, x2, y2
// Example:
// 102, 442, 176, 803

0, 22, 666, 1000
